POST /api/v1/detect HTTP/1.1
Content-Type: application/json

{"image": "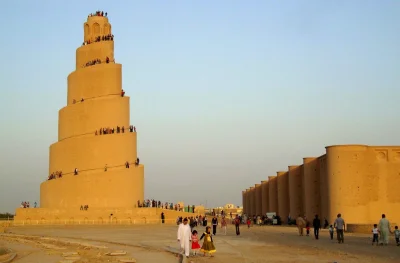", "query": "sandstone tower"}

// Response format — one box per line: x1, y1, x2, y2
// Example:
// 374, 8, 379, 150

40, 13, 144, 209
